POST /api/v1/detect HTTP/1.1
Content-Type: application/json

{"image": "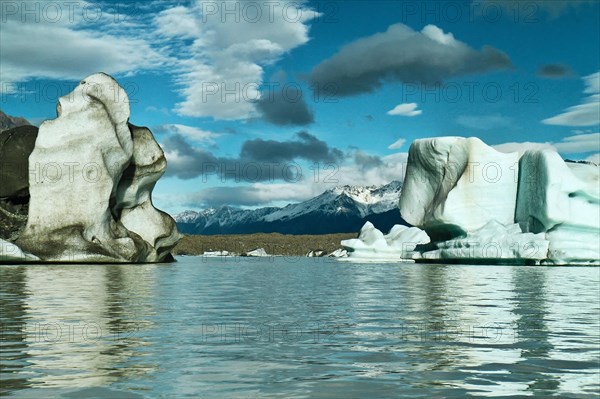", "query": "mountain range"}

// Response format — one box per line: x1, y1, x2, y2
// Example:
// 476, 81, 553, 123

175, 181, 407, 235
